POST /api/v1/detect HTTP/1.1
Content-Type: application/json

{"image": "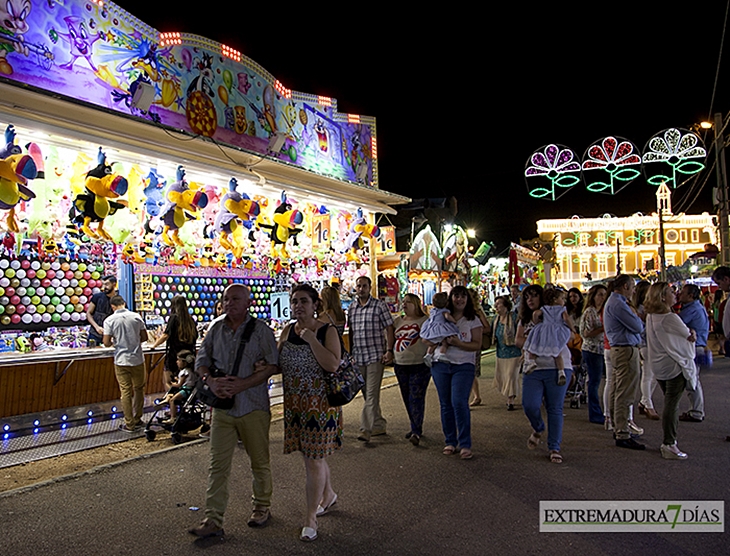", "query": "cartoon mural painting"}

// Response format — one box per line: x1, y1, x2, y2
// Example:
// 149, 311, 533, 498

185, 53, 217, 137
0, 0, 32, 74
55, 15, 103, 71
